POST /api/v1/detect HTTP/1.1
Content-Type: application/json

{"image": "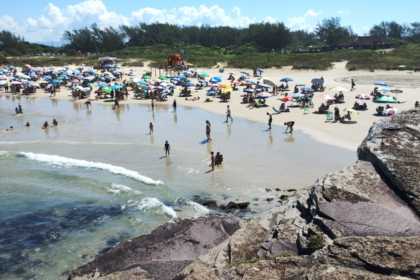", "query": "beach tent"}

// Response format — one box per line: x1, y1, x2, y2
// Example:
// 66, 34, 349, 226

375, 96, 398, 103
311, 78, 324, 85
